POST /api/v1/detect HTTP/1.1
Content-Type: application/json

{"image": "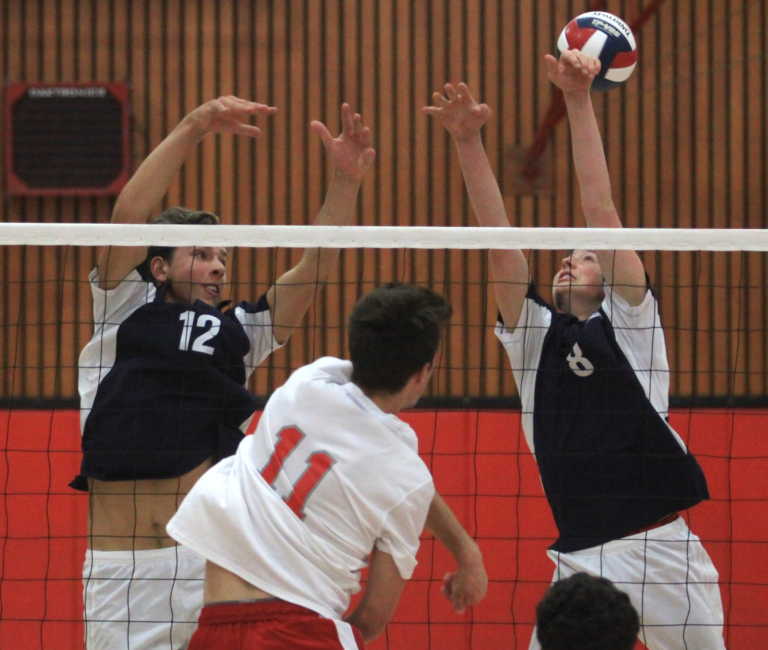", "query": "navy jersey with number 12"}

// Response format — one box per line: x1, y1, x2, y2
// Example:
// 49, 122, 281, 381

71, 267, 281, 490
